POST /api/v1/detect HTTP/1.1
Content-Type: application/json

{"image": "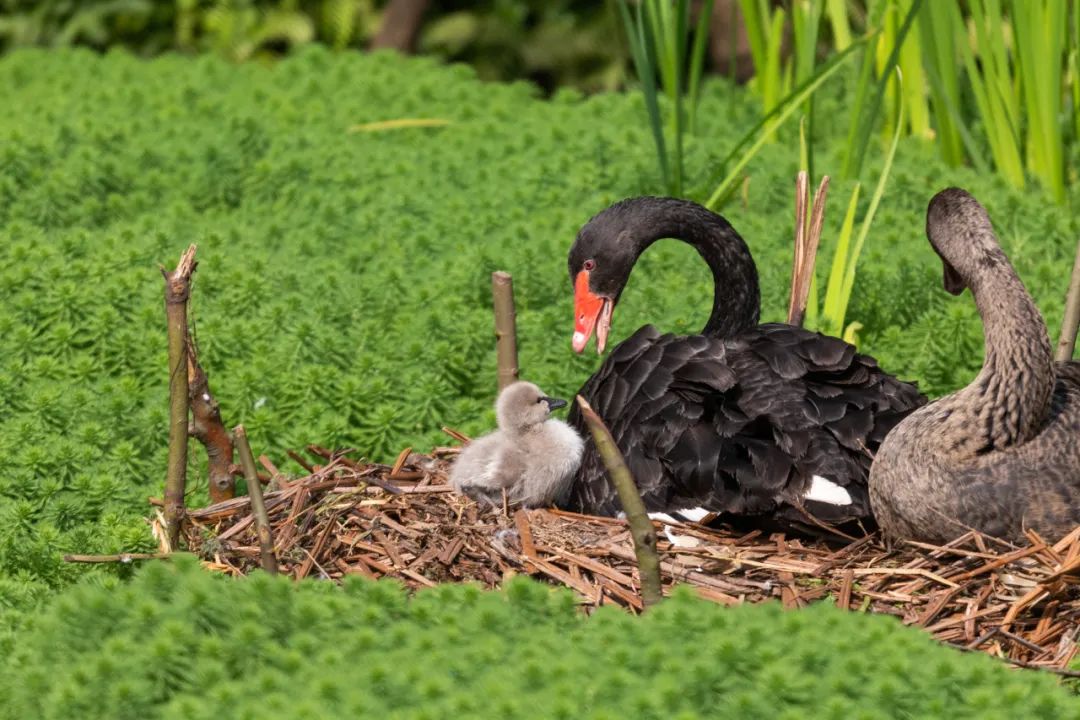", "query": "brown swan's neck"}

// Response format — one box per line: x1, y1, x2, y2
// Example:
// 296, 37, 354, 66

631, 199, 761, 337
946, 251, 1054, 454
